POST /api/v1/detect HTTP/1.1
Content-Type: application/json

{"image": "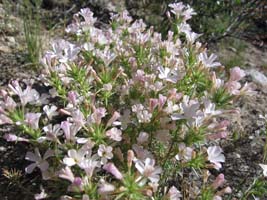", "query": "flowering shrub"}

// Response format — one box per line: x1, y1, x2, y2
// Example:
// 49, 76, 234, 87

0, 2, 255, 199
